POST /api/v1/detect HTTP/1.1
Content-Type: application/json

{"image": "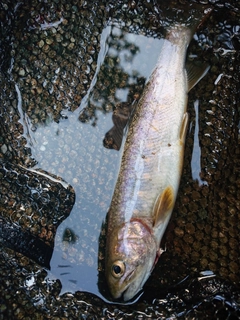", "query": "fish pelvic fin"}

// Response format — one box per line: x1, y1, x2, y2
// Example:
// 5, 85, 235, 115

179, 112, 189, 144
186, 61, 210, 92
152, 186, 174, 228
